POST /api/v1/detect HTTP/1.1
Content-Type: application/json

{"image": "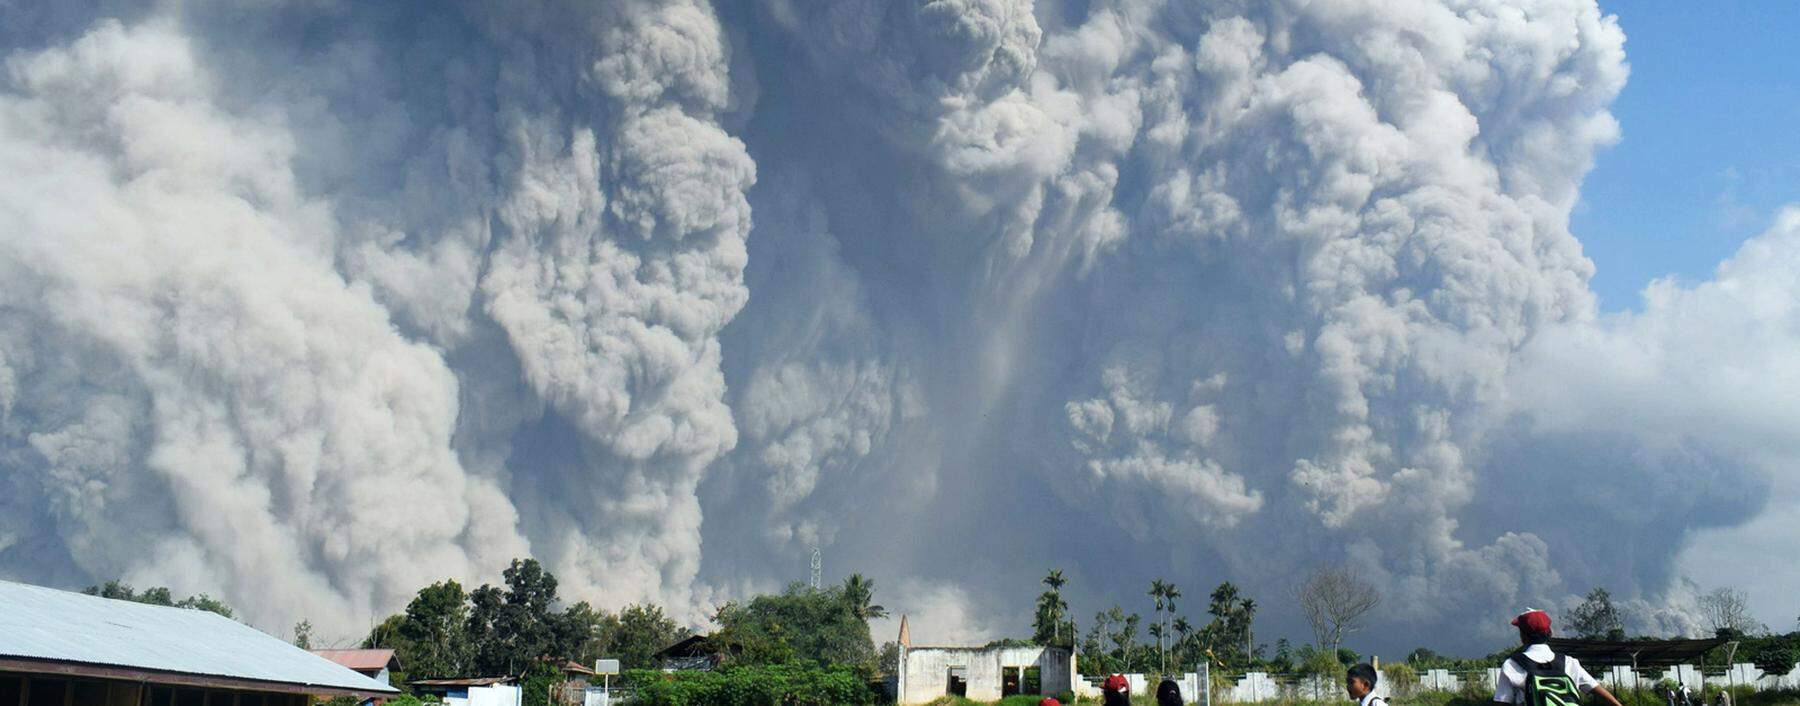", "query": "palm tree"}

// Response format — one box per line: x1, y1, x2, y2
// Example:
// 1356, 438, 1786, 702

842, 573, 887, 621
1240, 598, 1257, 663
1148, 622, 1165, 673
1164, 582, 1182, 667
1149, 579, 1169, 673
1041, 570, 1070, 646
1173, 616, 1194, 672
